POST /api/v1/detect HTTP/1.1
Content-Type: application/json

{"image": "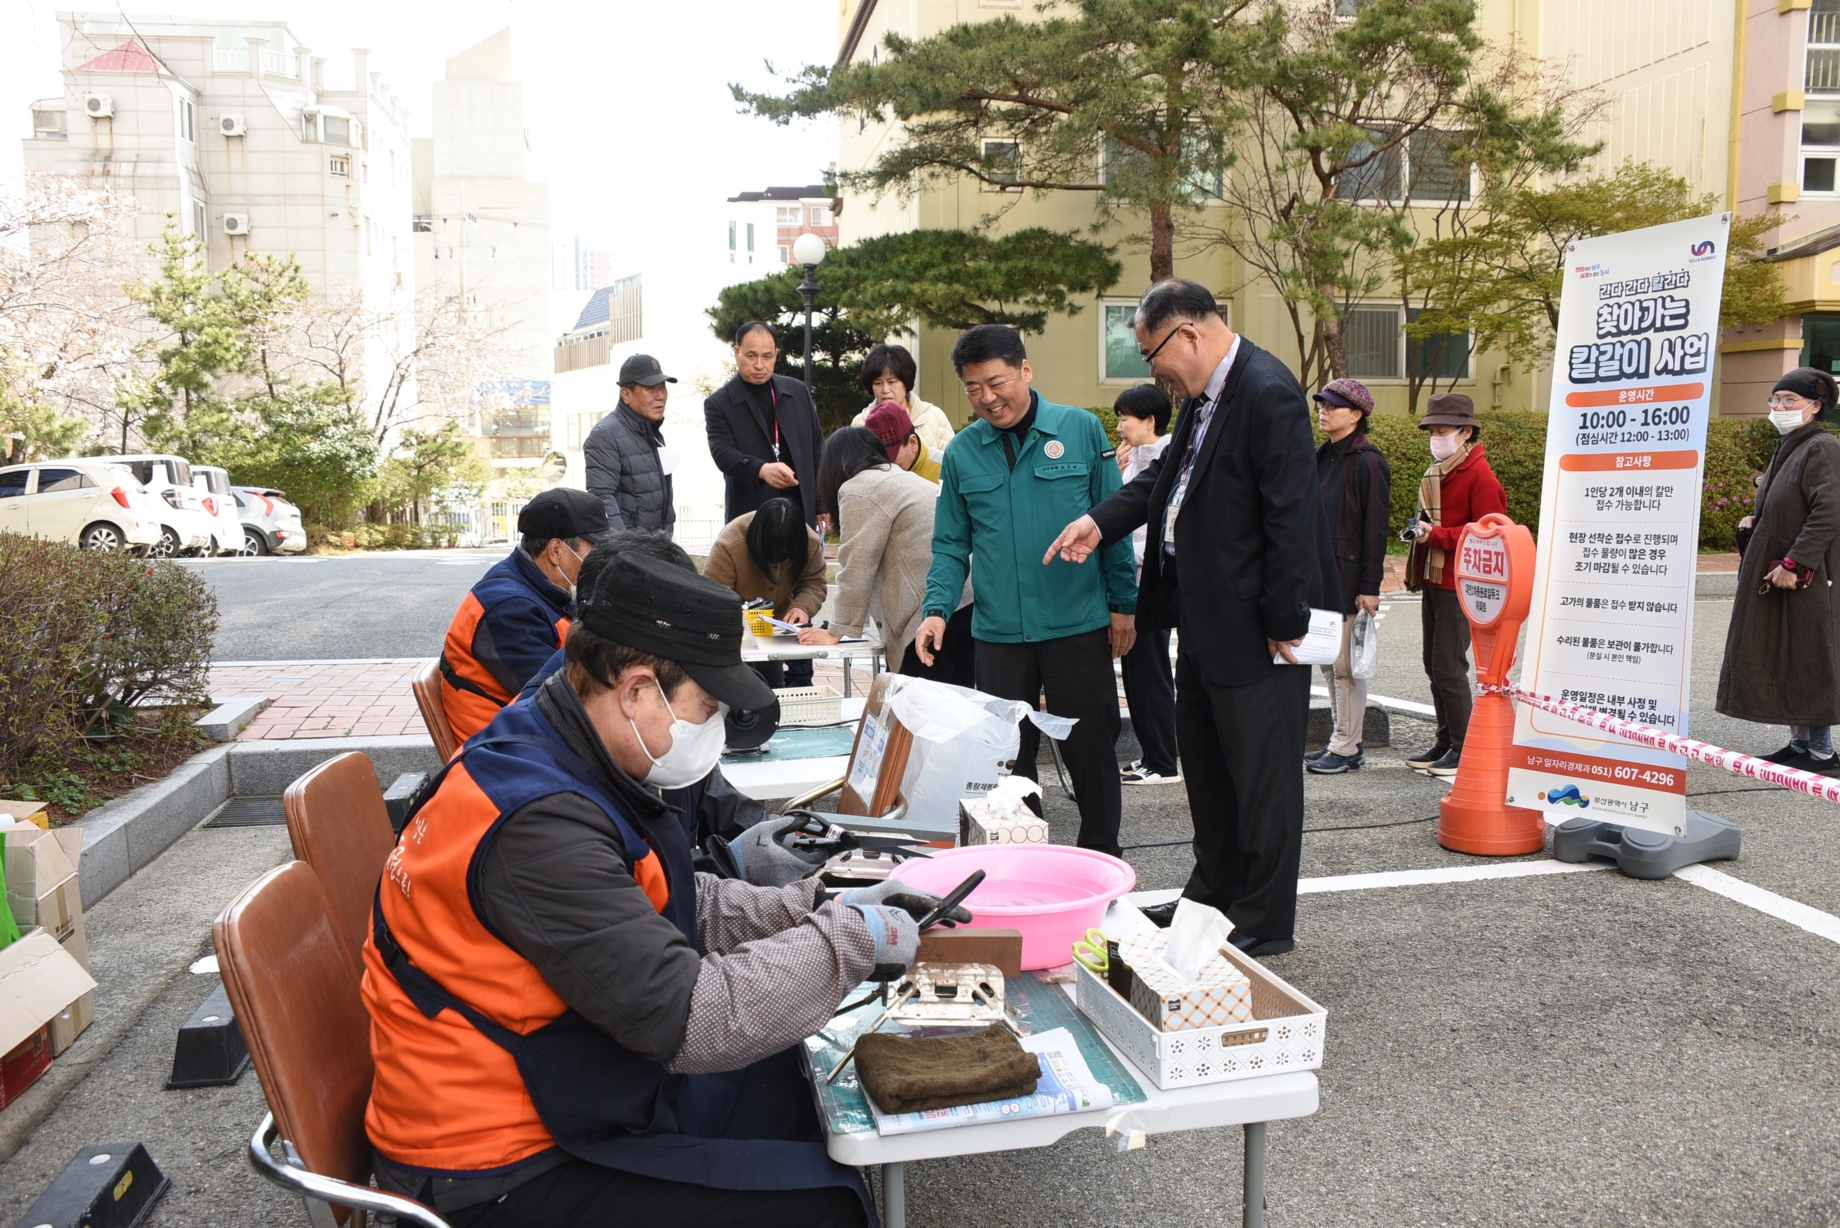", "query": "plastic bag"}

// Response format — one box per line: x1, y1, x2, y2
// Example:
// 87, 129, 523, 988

885, 678, 1076, 826
1349, 608, 1378, 680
